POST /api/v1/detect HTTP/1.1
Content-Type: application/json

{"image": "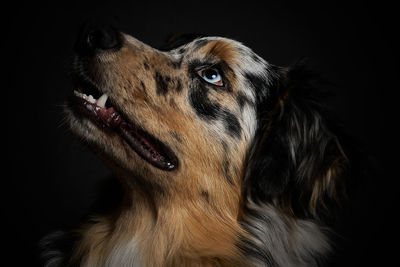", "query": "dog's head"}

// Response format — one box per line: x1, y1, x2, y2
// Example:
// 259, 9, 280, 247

67, 25, 348, 220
